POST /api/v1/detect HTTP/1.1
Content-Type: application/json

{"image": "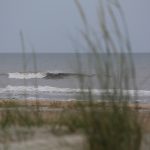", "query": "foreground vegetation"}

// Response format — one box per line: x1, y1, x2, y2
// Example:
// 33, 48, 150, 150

56, 0, 145, 149
0, 99, 149, 150
0, 0, 148, 150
